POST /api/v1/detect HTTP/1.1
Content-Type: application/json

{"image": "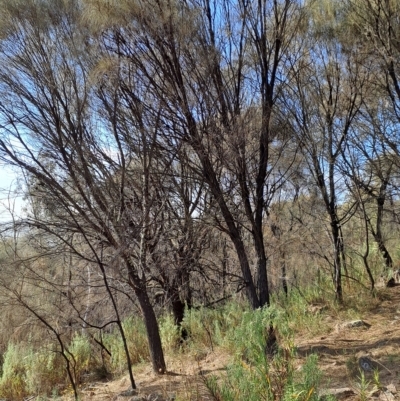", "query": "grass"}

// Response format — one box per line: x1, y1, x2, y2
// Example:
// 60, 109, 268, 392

0, 272, 389, 400
0, 342, 66, 400
0, 295, 329, 400
103, 316, 150, 374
